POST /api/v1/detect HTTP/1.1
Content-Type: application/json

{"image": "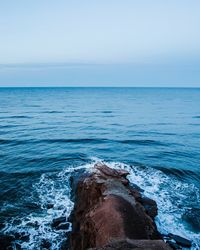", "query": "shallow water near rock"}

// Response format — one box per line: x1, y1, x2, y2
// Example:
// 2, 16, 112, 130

0, 87, 199, 249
